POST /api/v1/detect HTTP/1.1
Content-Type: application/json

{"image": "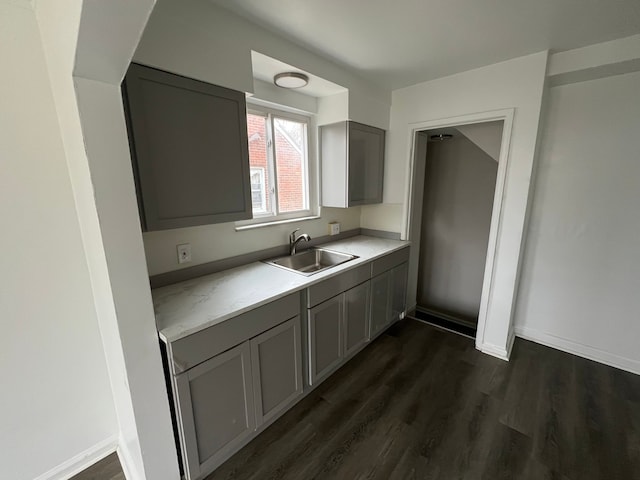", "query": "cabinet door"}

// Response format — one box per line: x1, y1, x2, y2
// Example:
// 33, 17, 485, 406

391, 262, 408, 323
123, 63, 252, 231
343, 282, 370, 358
370, 270, 392, 338
348, 122, 385, 206
251, 317, 303, 427
308, 295, 343, 385
174, 342, 255, 480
